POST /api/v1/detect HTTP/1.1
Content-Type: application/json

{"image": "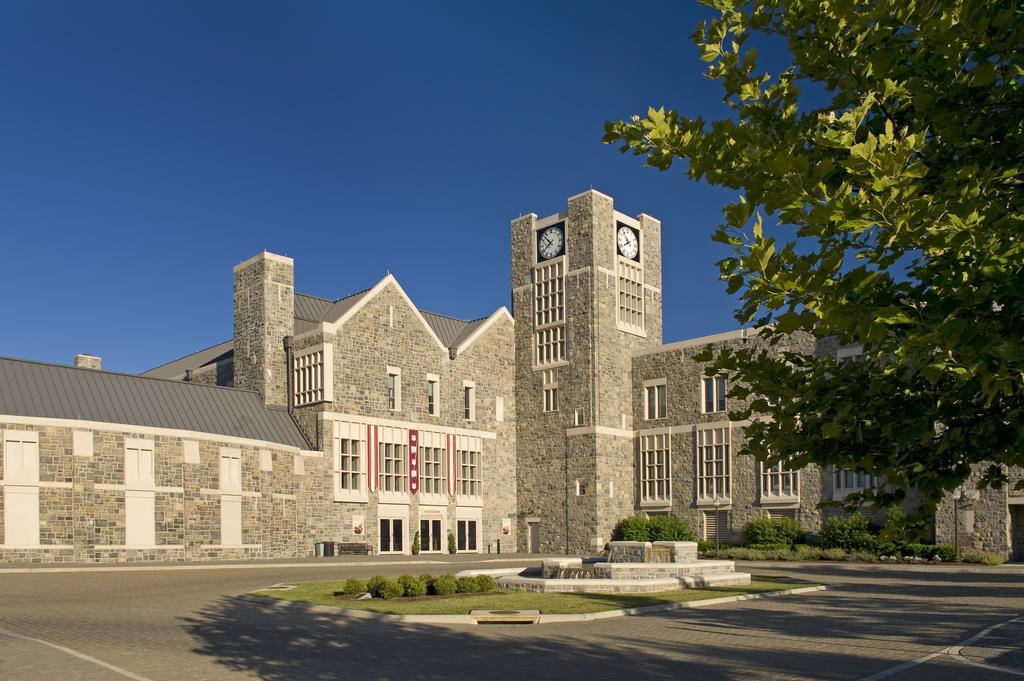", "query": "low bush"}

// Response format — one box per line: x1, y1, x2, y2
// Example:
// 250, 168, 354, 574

697, 540, 716, 554
418, 573, 434, 589
746, 542, 793, 552
431, 574, 457, 596
962, 551, 1005, 565
612, 515, 696, 542
366, 575, 388, 595
339, 578, 368, 595
398, 574, 427, 597
847, 551, 879, 562
820, 515, 877, 552
822, 548, 848, 561
375, 578, 405, 600
612, 515, 651, 542
474, 574, 497, 592
879, 505, 928, 545
794, 544, 825, 561
456, 576, 481, 593
744, 517, 805, 546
